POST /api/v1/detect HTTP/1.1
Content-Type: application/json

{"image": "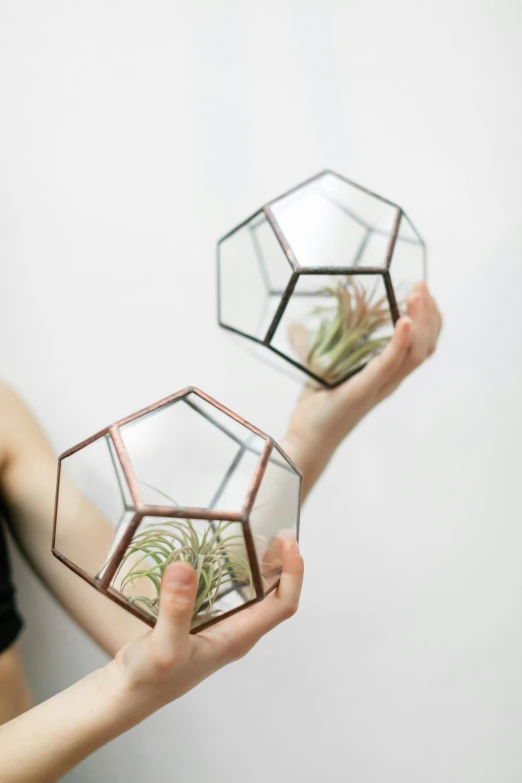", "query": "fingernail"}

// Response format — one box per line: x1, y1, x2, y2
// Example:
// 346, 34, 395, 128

165, 563, 193, 588
292, 538, 300, 555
